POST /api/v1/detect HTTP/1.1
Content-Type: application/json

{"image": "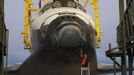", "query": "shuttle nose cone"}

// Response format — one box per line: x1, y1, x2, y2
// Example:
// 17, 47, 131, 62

56, 25, 85, 48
